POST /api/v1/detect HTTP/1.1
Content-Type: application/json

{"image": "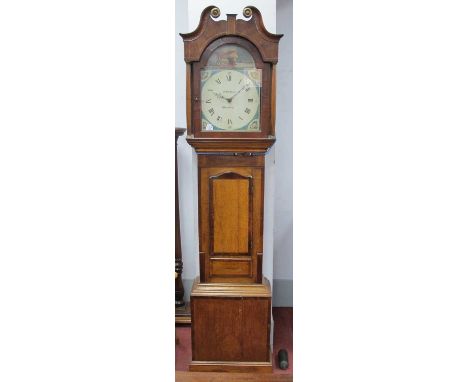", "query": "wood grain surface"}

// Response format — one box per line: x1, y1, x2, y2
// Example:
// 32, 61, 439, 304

176, 371, 293, 382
